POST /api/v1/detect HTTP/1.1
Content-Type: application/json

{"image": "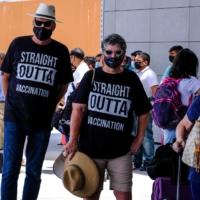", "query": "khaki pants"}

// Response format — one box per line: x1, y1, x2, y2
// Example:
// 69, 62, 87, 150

0, 103, 4, 149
